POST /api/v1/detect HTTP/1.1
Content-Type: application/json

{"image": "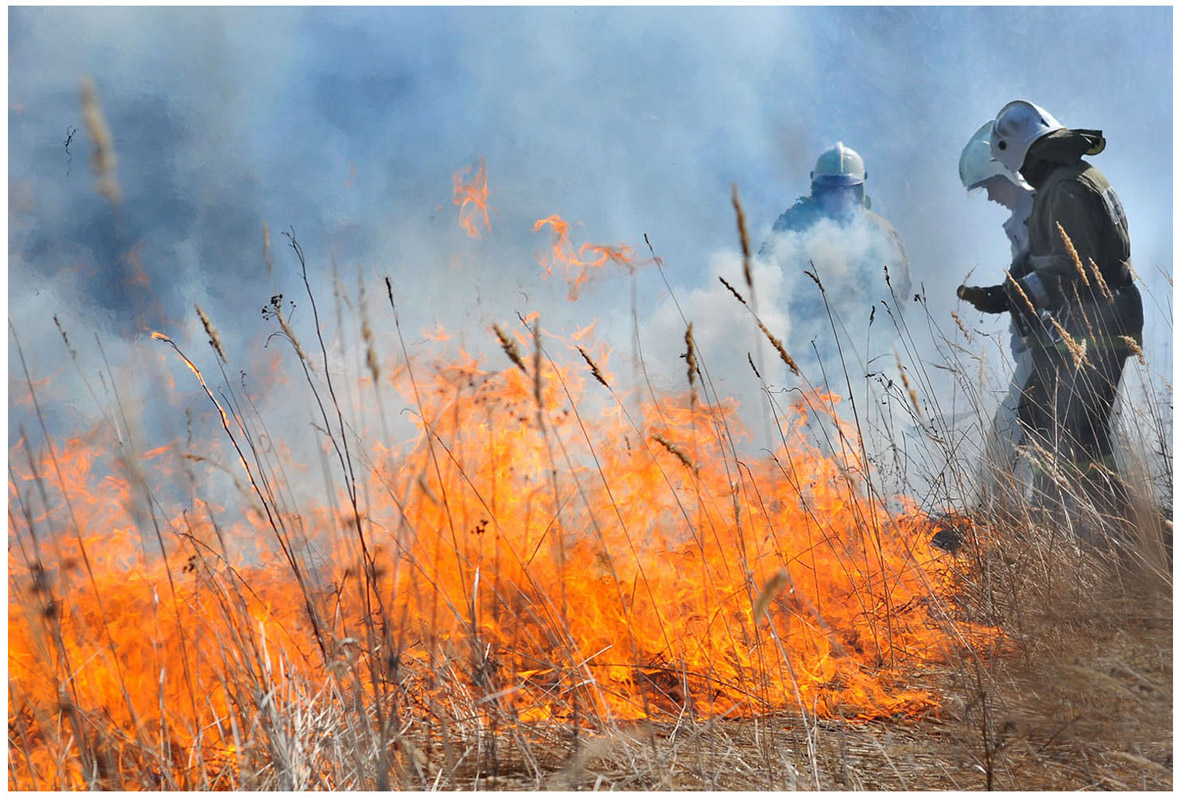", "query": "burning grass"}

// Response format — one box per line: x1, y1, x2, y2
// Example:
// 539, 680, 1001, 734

8, 214, 1171, 792
7, 300, 1009, 788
